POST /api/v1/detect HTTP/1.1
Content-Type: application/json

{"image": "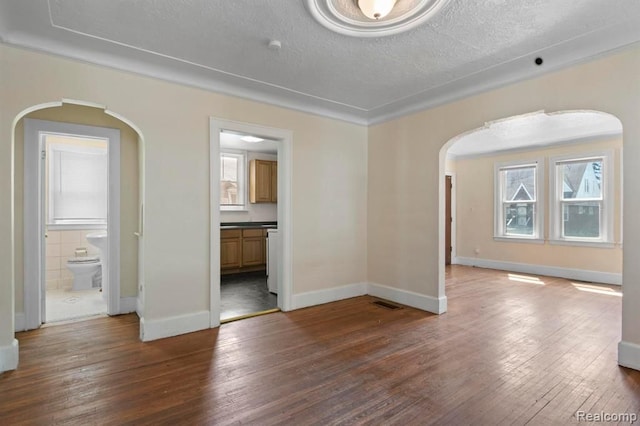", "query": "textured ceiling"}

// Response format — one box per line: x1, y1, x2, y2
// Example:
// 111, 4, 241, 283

448, 111, 622, 158
0, 0, 638, 124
